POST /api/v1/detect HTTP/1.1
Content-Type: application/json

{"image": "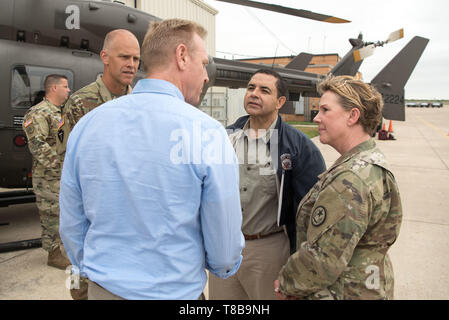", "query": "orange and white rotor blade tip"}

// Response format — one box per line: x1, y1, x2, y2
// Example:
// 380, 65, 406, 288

353, 44, 375, 62
387, 28, 404, 43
